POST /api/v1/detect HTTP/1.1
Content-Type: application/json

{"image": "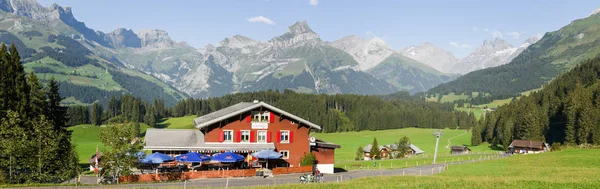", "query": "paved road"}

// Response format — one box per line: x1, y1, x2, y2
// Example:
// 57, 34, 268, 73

19, 155, 507, 189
